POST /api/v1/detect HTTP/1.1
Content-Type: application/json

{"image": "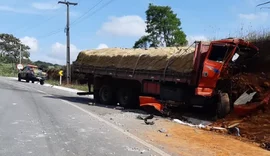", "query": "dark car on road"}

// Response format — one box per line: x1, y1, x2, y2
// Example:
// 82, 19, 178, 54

18, 65, 47, 85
